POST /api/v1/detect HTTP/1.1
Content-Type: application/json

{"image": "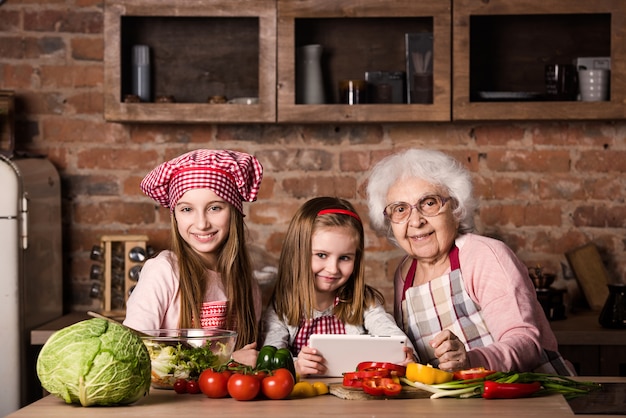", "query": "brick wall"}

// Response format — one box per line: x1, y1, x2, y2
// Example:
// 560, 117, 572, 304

1, 1, 625, 313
